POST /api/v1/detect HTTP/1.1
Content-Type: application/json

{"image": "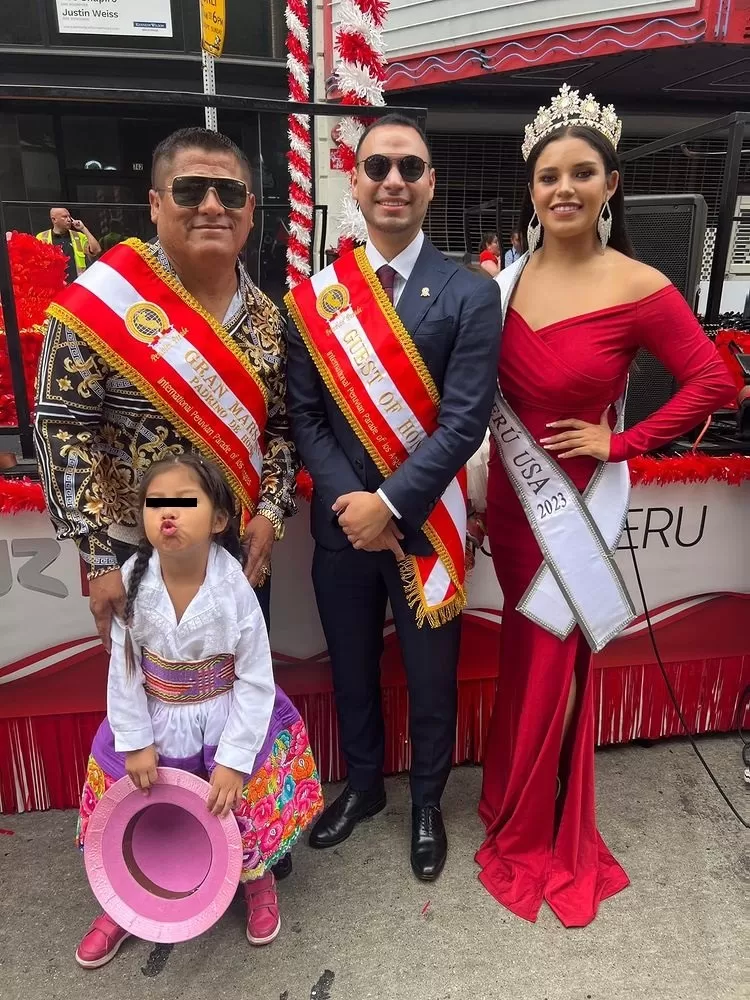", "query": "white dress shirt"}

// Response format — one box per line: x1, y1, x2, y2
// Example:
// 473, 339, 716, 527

363, 231, 425, 519
107, 544, 276, 775
365, 230, 424, 308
